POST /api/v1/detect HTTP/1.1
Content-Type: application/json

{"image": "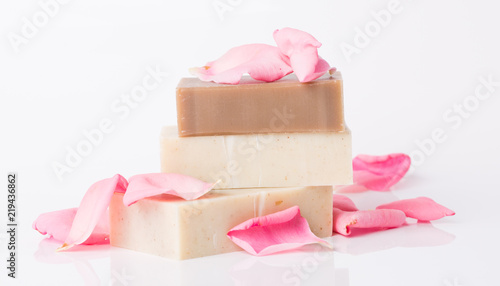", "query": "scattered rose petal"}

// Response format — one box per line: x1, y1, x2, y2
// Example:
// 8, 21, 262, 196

32, 208, 110, 245
189, 43, 292, 84
351, 153, 411, 191
376, 197, 455, 221
333, 194, 359, 212
123, 173, 217, 206
332, 208, 407, 236
34, 239, 105, 286
57, 174, 128, 251
33, 173, 217, 251
273, 27, 333, 82
227, 206, 331, 256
